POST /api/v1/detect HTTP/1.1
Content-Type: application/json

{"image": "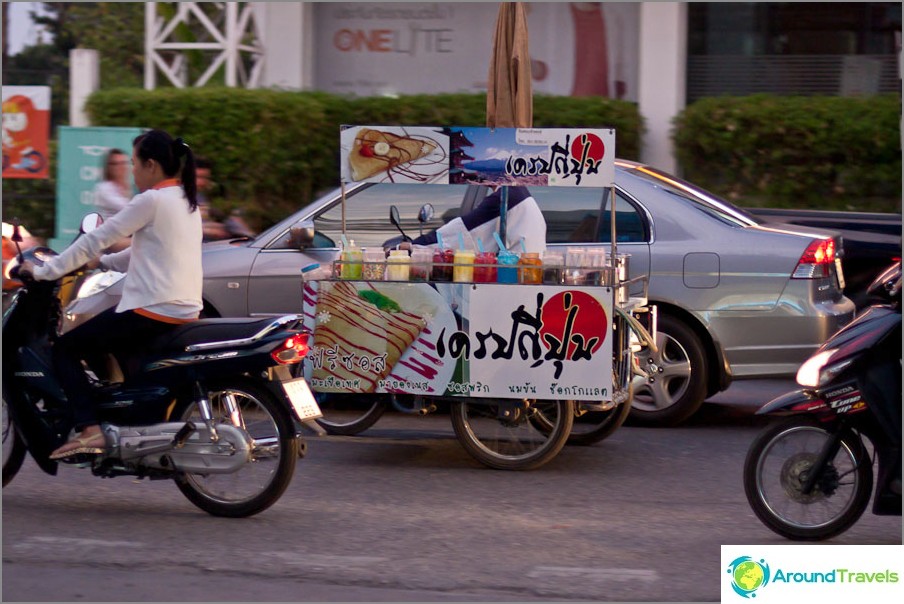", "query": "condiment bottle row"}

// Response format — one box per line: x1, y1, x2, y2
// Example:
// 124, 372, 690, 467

334, 244, 628, 286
